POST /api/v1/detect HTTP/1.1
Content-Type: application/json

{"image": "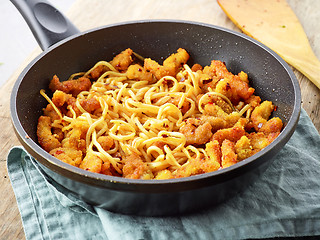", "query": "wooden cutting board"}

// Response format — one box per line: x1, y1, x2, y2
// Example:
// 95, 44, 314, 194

217, 0, 320, 90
